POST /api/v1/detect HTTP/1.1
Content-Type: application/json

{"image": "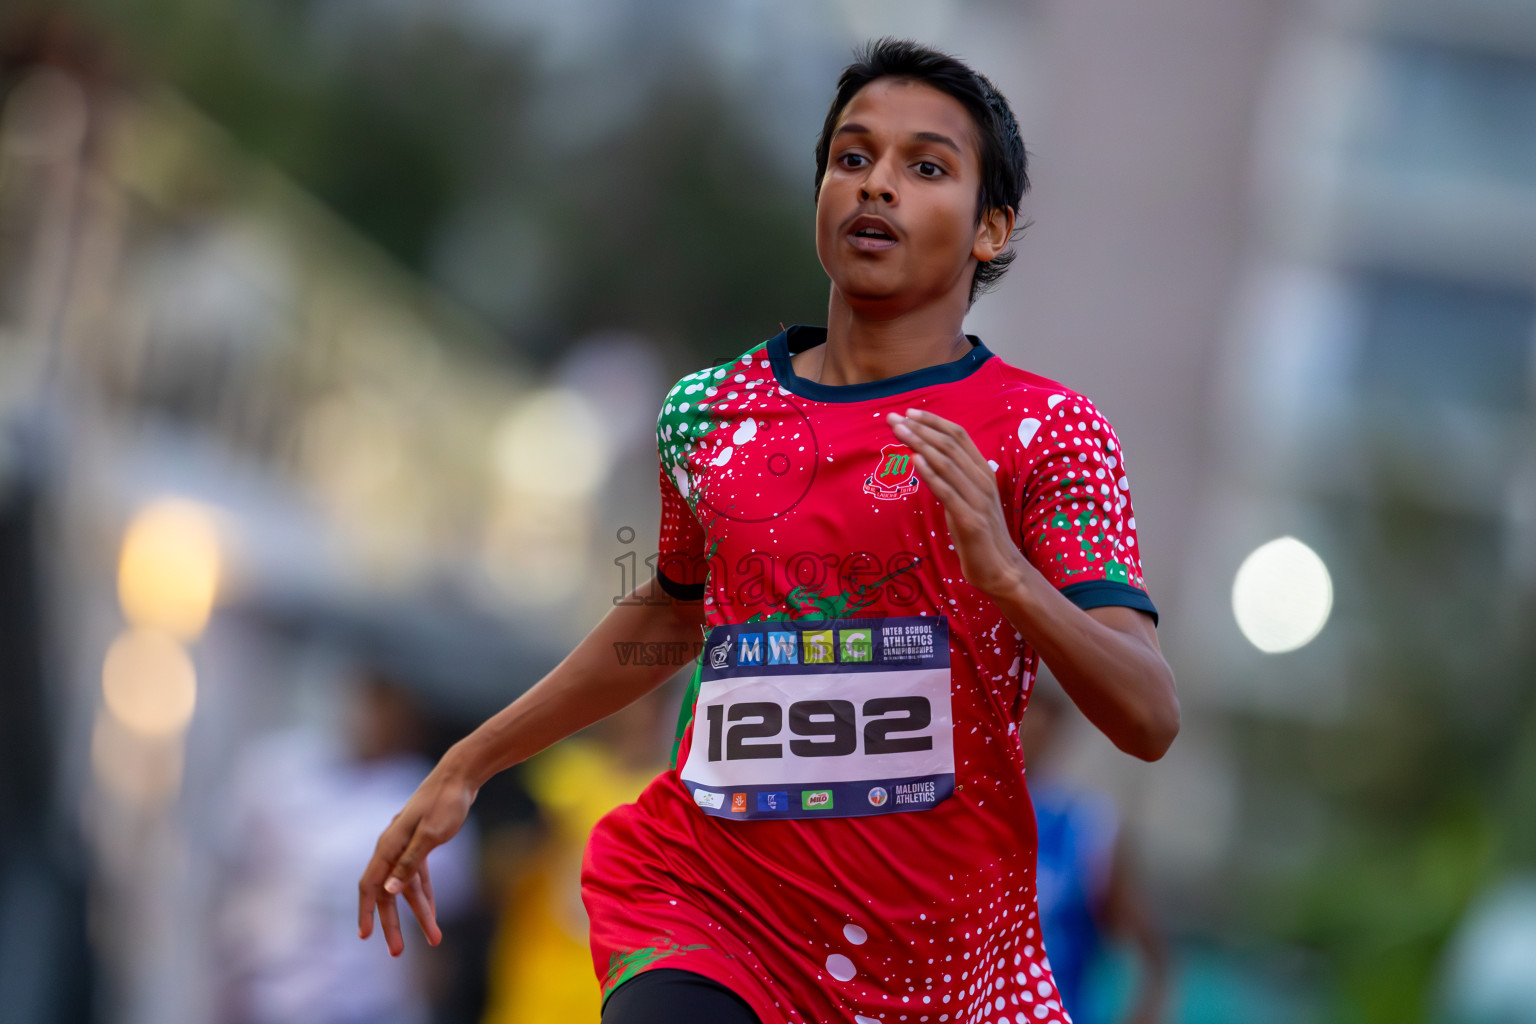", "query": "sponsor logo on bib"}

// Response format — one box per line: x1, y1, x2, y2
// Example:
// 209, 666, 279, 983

694, 789, 725, 809
757, 791, 789, 812
802, 789, 834, 810
731, 792, 748, 813
838, 629, 872, 662
894, 780, 939, 806
708, 636, 734, 670
802, 629, 834, 664
867, 786, 889, 807
767, 631, 798, 665
737, 634, 764, 667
